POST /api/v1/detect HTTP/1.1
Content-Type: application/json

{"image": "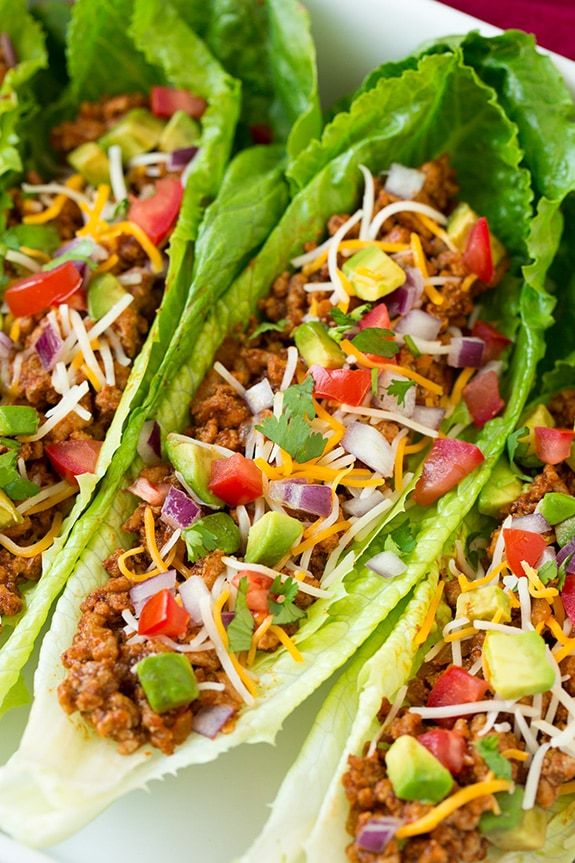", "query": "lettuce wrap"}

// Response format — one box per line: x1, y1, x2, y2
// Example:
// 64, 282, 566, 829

240, 377, 575, 863
0, 43, 559, 846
